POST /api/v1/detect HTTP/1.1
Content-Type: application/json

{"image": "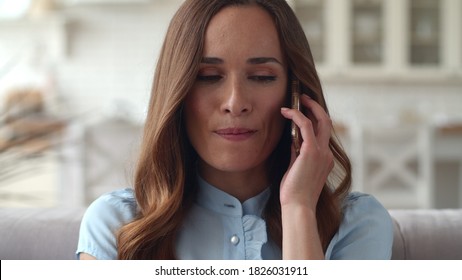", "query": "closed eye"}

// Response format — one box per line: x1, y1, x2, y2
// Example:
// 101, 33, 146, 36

249, 75, 277, 83
197, 75, 222, 82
